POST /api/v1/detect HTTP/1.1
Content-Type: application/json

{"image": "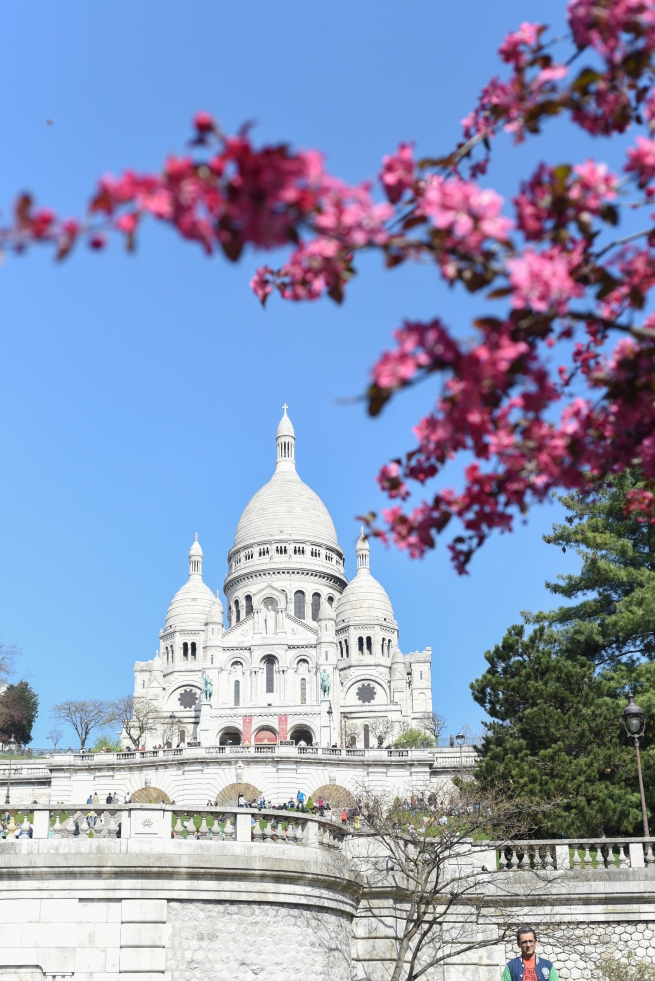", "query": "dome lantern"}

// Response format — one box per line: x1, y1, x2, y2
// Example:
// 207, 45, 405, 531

276, 404, 296, 472
189, 533, 203, 578
356, 529, 370, 572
